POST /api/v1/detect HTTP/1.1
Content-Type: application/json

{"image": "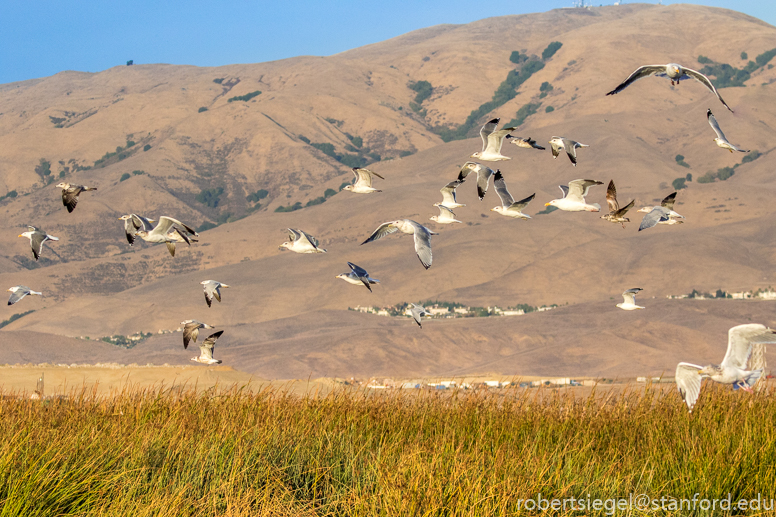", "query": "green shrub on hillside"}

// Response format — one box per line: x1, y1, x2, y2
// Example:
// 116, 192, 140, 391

227, 90, 261, 102
196, 187, 224, 208
541, 41, 562, 60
